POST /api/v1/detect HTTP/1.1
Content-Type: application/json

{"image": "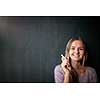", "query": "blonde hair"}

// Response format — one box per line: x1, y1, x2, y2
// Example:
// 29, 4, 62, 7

65, 37, 88, 66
